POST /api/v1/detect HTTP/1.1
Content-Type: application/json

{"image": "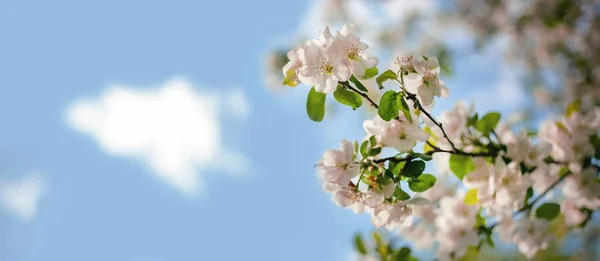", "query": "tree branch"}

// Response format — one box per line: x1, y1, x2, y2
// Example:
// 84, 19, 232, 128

340, 81, 379, 109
